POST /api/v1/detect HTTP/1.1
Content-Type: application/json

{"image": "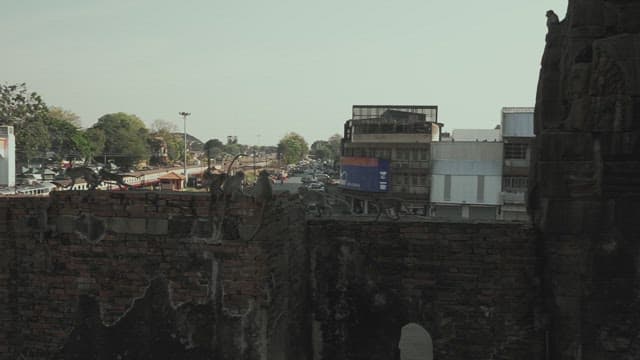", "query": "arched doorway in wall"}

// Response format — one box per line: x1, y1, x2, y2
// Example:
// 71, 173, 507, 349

398, 323, 433, 360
